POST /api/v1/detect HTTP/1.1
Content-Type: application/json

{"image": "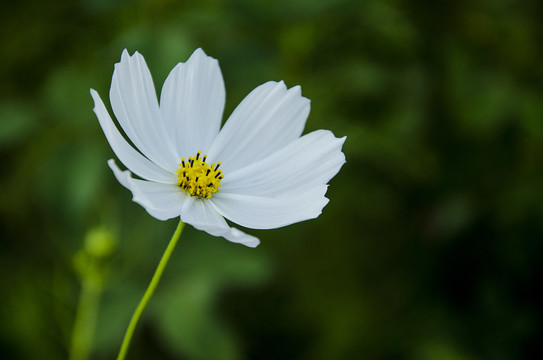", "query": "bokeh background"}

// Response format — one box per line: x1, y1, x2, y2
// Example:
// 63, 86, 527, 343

1, 0, 542, 359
